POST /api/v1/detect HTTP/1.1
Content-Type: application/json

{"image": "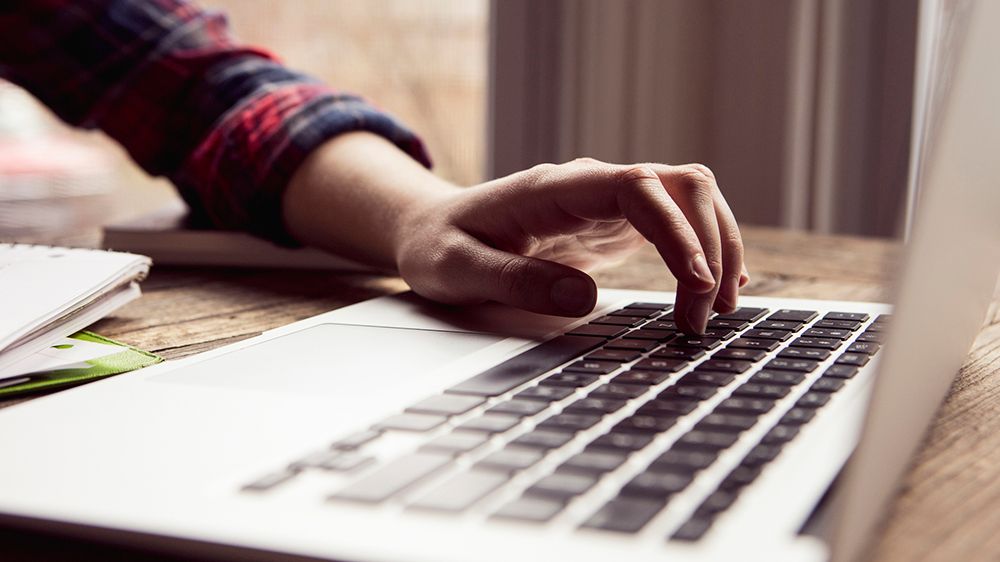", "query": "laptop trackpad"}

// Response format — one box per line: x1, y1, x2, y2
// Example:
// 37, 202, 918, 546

152, 323, 505, 395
